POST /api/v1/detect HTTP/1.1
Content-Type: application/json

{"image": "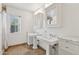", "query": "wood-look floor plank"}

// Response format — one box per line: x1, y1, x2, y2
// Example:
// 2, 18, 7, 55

4, 44, 46, 55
